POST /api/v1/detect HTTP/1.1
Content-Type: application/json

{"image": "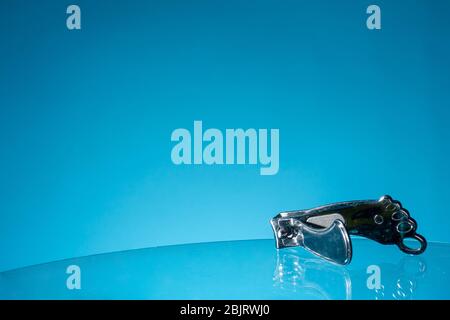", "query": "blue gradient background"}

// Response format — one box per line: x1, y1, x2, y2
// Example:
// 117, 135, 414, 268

1, 0, 449, 272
